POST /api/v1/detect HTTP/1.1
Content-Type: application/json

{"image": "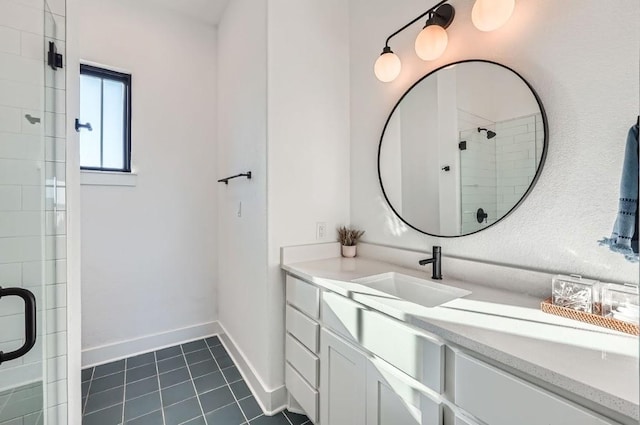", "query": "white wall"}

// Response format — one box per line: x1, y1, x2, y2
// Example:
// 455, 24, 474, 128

350, 0, 639, 284
79, 0, 218, 361
267, 0, 351, 388
436, 70, 460, 235
217, 0, 271, 393
399, 77, 440, 231
456, 61, 539, 123
217, 0, 350, 398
